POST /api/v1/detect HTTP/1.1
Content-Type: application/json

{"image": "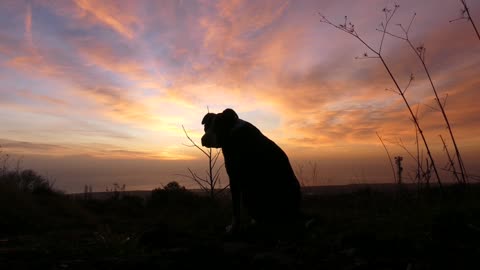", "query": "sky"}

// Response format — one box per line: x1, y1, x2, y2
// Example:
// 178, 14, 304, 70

0, 0, 479, 193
